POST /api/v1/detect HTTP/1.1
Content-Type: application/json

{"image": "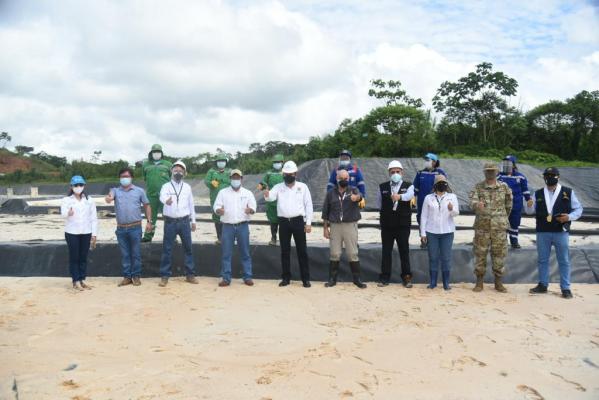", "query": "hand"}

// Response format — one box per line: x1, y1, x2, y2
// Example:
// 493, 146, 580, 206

216, 206, 225, 216
105, 190, 114, 204
304, 225, 312, 234
191, 223, 197, 232
68, 207, 74, 216
257, 183, 264, 191
145, 221, 153, 232
90, 236, 97, 250
166, 196, 173, 206
211, 180, 219, 188
263, 189, 269, 198
350, 194, 360, 202
244, 206, 253, 215
420, 236, 427, 245
556, 214, 570, 223
527, 199, 534, 208
447, 202, 453, 211
477, 201, 485, 211
323, 227, 330, 239
391, 193, 402, 202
